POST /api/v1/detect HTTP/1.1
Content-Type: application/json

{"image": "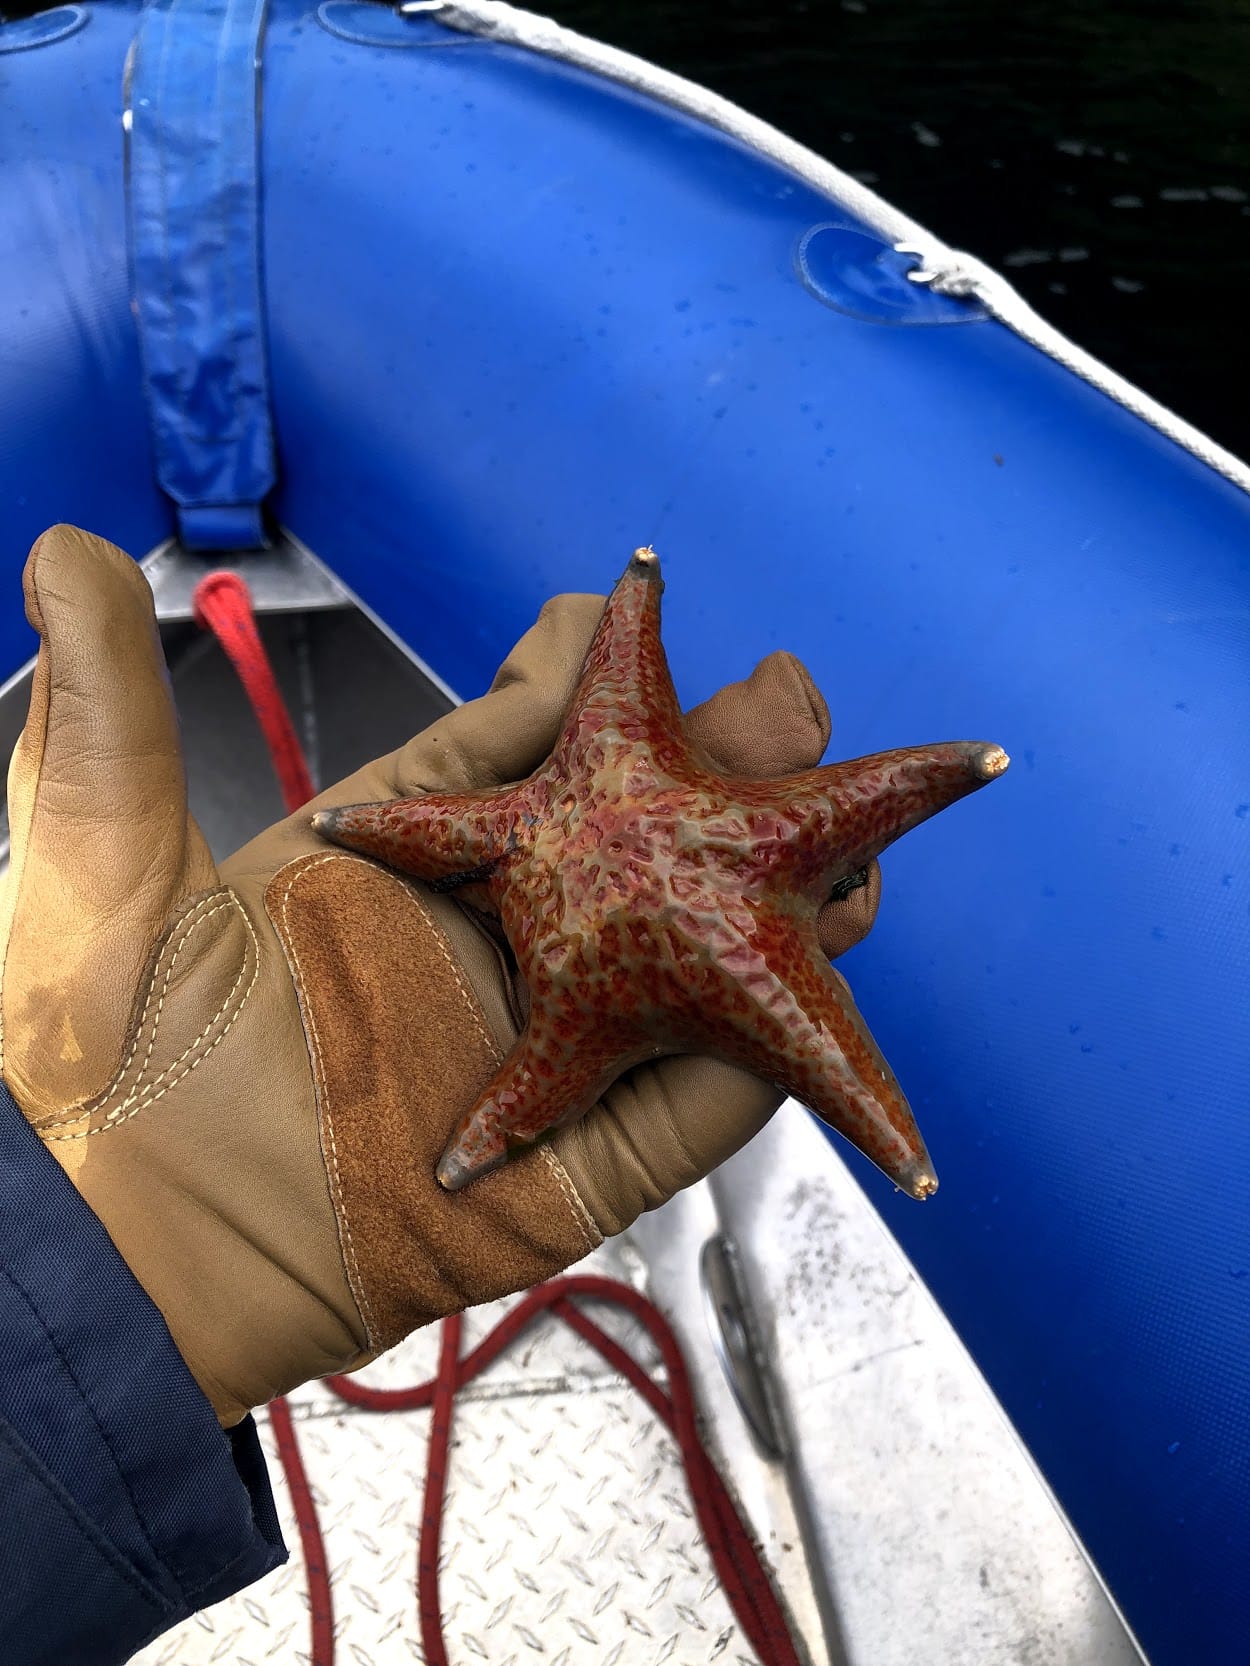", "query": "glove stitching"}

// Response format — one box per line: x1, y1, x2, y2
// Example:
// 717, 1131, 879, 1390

419, 899, 504, 1071
43, 986, 258, 1140
34, 892, 234, 1127
276, 853, 380, 1350
100, 895, 255, 1120
42, 892, 260, 1139
37, 899, 256, 1132
273, 850, 597, 1329
102, 894, 240, 1116
538, 1147, 600, 1255
406, 883, 603, 1256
